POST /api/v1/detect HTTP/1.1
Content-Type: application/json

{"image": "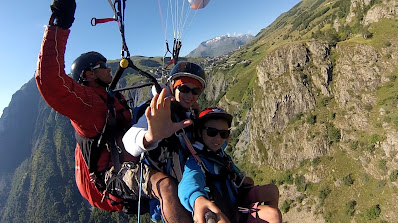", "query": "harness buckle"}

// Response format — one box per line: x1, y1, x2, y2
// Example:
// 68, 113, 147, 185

175, 128, 186, 137
238, 206, 259, 214
101, 191, 107, 203
90, 172, 105, 189
116, 145, 122, 153
105, 143, 111, 152
233, 171, 246, 188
